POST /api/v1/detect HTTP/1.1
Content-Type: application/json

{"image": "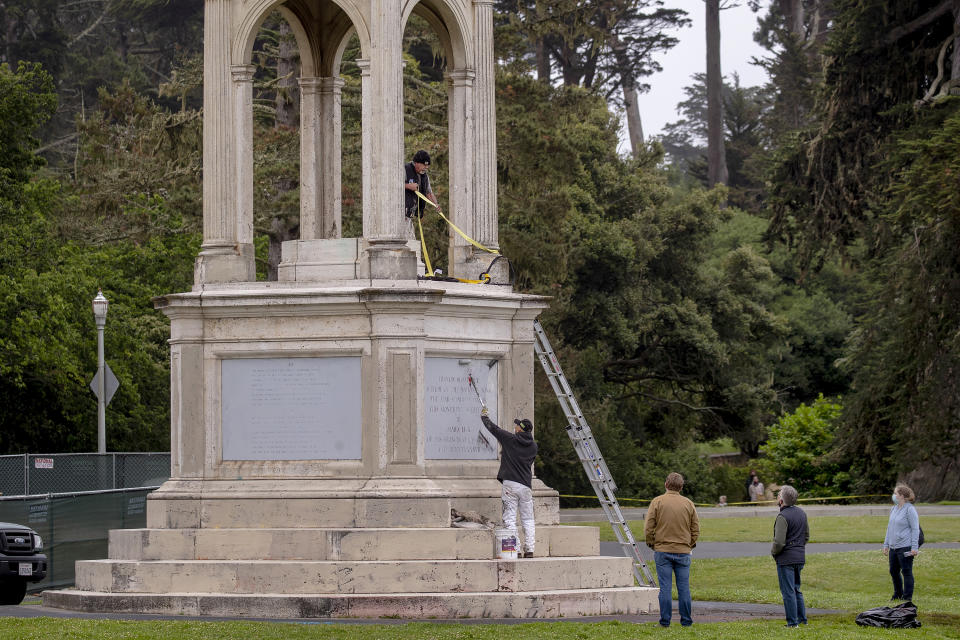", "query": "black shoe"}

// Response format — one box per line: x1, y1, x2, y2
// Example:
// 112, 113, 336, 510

522, 551, 534, 558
